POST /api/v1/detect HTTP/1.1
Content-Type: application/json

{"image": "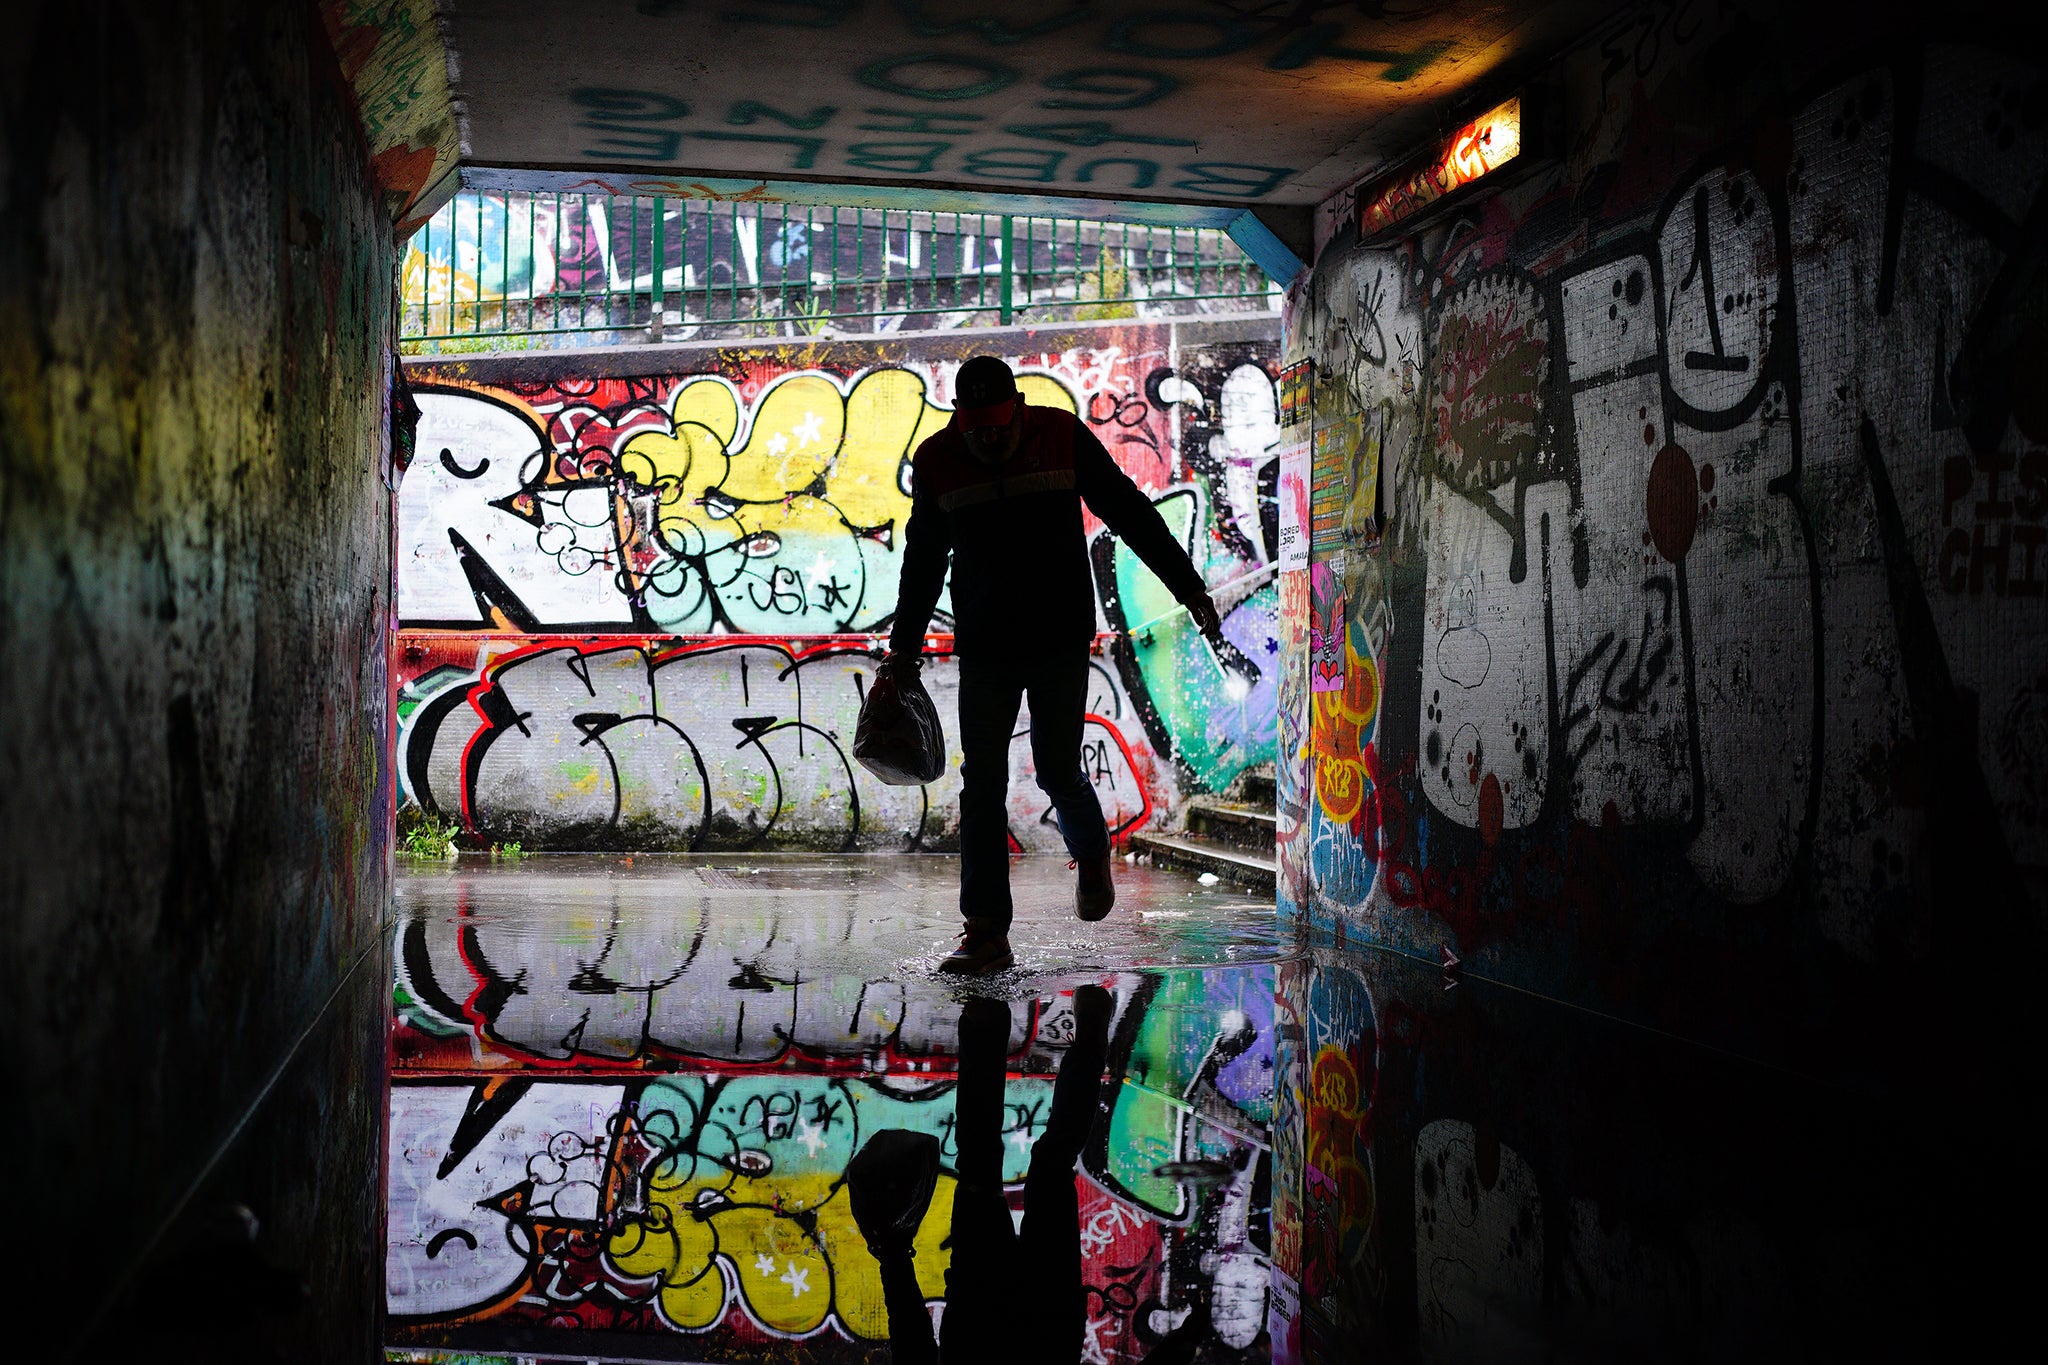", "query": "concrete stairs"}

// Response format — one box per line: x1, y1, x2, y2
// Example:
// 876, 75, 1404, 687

1130, 771, 1277, 894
